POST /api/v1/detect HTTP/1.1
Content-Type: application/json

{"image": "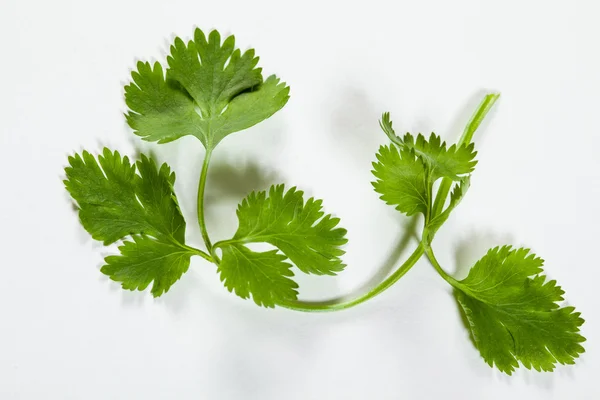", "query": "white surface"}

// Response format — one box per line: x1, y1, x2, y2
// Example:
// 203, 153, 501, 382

1, 0, 599, 398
